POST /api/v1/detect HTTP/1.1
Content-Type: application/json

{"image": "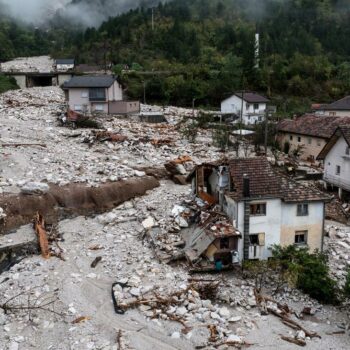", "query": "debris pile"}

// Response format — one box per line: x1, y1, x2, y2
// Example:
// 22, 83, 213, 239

0, 56, 54, 73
